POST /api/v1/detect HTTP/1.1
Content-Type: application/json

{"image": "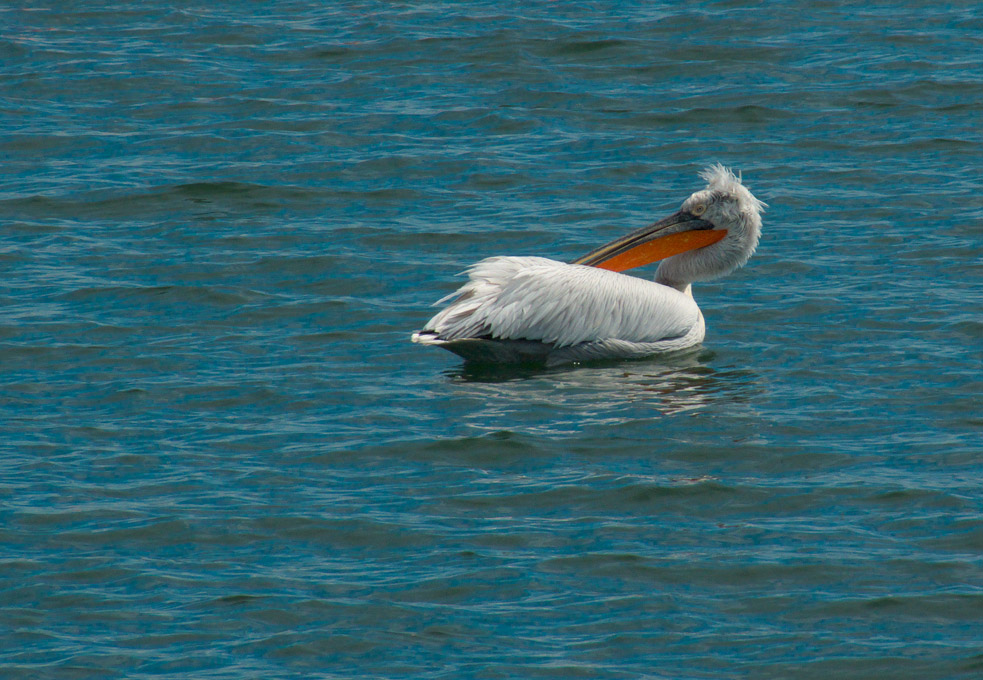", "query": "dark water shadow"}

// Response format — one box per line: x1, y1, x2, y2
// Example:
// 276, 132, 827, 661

444, 347, 708, 384
440, 347, 761, 421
